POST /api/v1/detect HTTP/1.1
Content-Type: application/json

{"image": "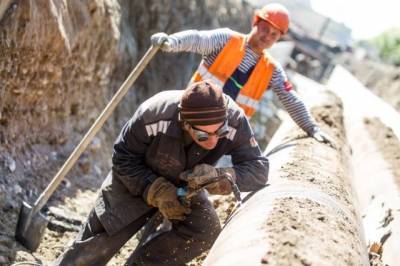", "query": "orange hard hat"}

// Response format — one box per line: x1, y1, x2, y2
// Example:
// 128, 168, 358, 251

253, 3, 290, 34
